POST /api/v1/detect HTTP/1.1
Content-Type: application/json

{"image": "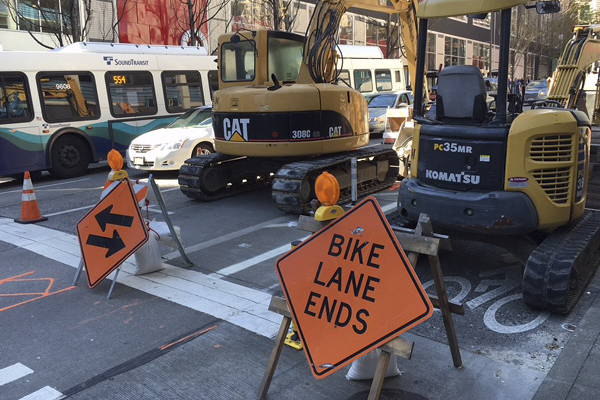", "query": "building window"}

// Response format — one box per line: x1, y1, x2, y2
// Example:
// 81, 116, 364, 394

38, 72, 99, 122
231, 0, 271, 31
472, 14, 490, 28
444, 36, 466, 67
17, 0, 63, 34
0, 2, 9, 29
162, 71, 205, 113
426, 32, 437, 71
339, 14, 353, 45
472, 43, 490, 73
